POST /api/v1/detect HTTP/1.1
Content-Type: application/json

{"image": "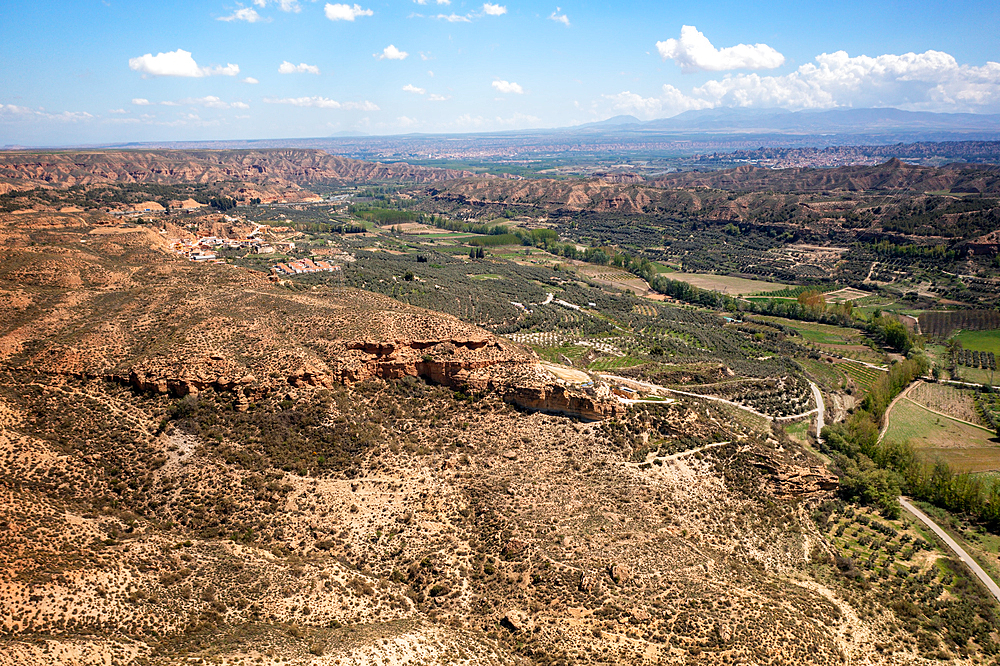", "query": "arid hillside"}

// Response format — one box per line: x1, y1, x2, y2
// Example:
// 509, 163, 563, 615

2, 202, 997, 665
0, 149, 476, 194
